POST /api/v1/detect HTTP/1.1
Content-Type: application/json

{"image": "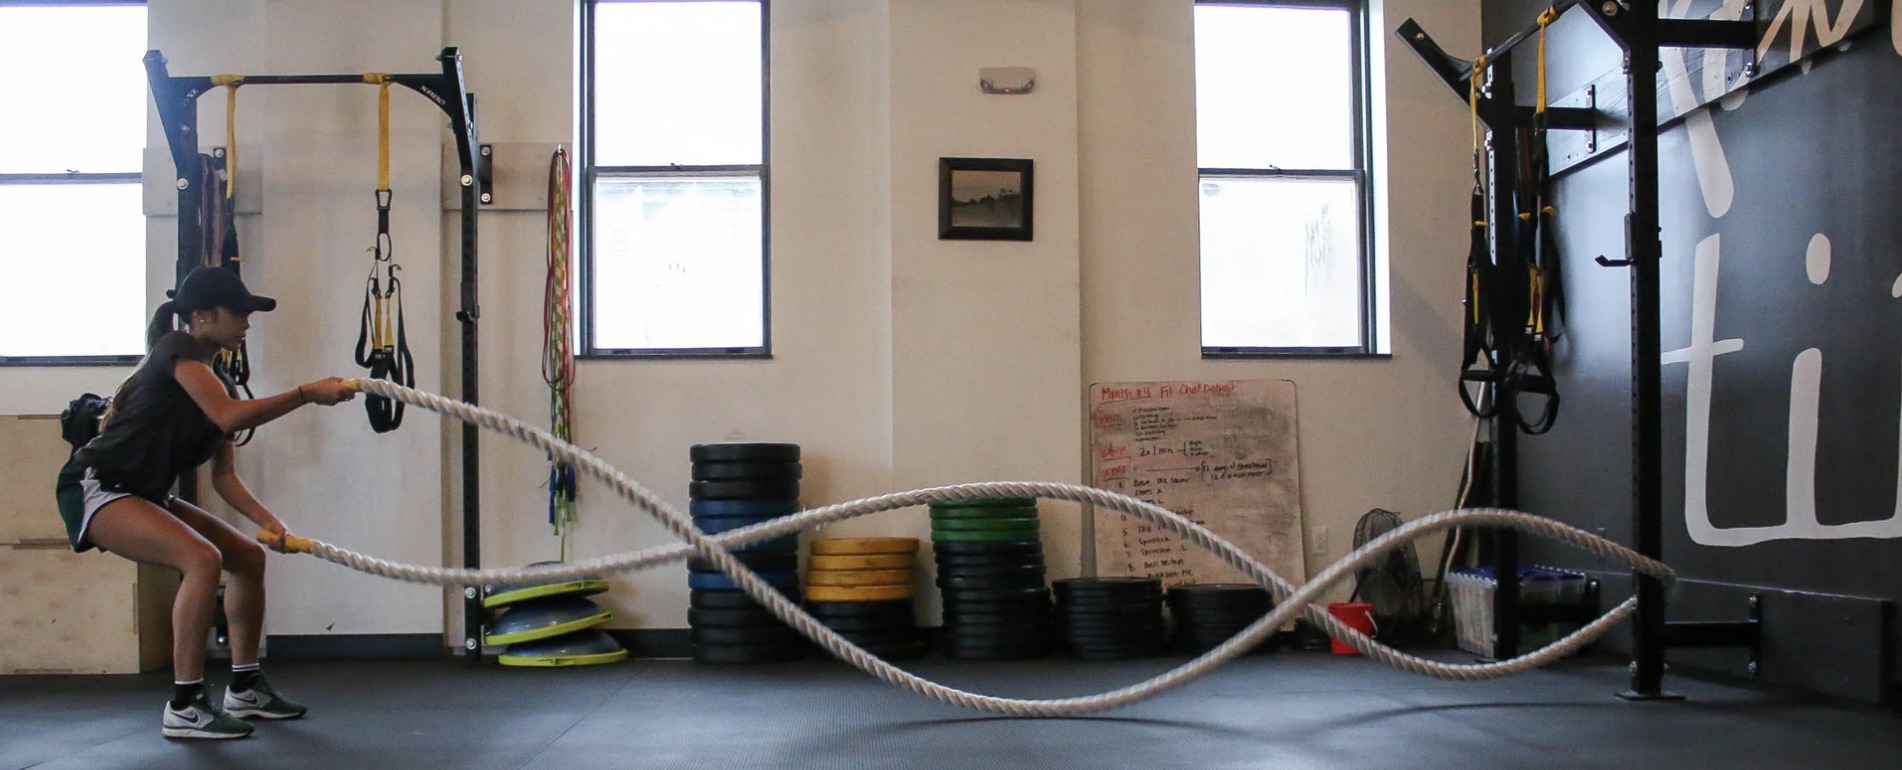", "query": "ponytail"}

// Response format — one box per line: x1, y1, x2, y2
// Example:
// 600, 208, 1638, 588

146, 300, 180, 351
101, 301, 182, 428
